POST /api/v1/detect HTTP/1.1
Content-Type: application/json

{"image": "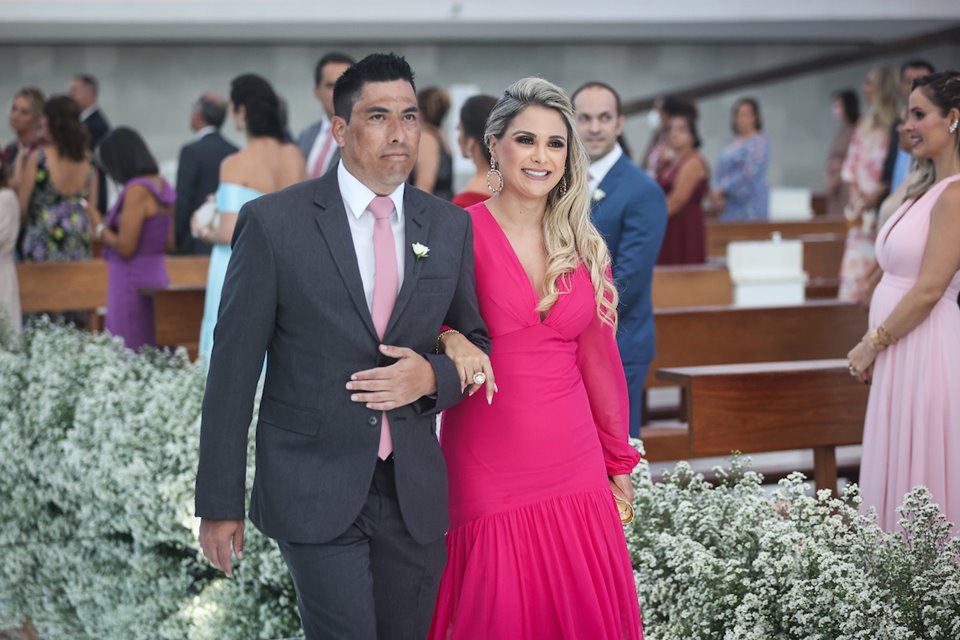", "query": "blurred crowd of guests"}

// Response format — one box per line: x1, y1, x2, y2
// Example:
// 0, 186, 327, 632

0, 52, 941, 348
